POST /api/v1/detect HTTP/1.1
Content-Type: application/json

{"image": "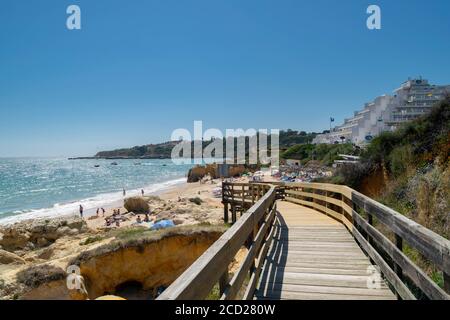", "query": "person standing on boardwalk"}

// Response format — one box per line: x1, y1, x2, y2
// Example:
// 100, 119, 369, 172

79, 205, 84, 218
